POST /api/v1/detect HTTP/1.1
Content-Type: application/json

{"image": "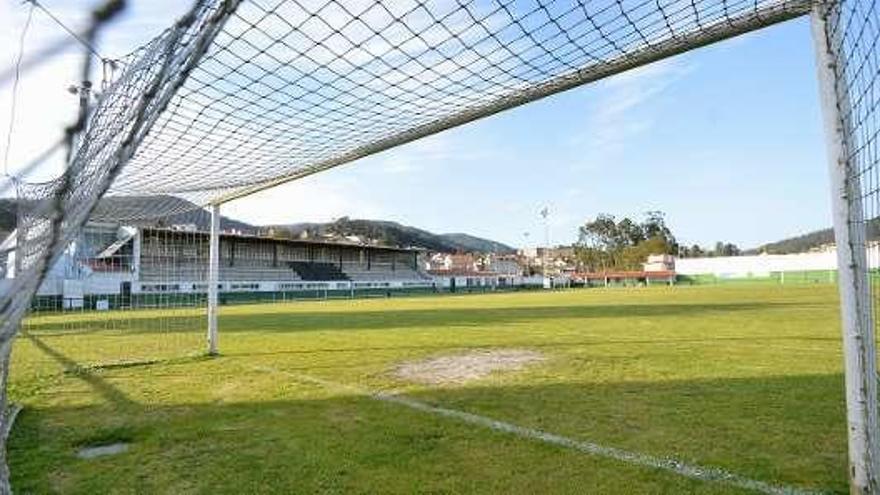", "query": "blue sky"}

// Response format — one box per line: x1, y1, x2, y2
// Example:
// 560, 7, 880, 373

1, 3, 827, 250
